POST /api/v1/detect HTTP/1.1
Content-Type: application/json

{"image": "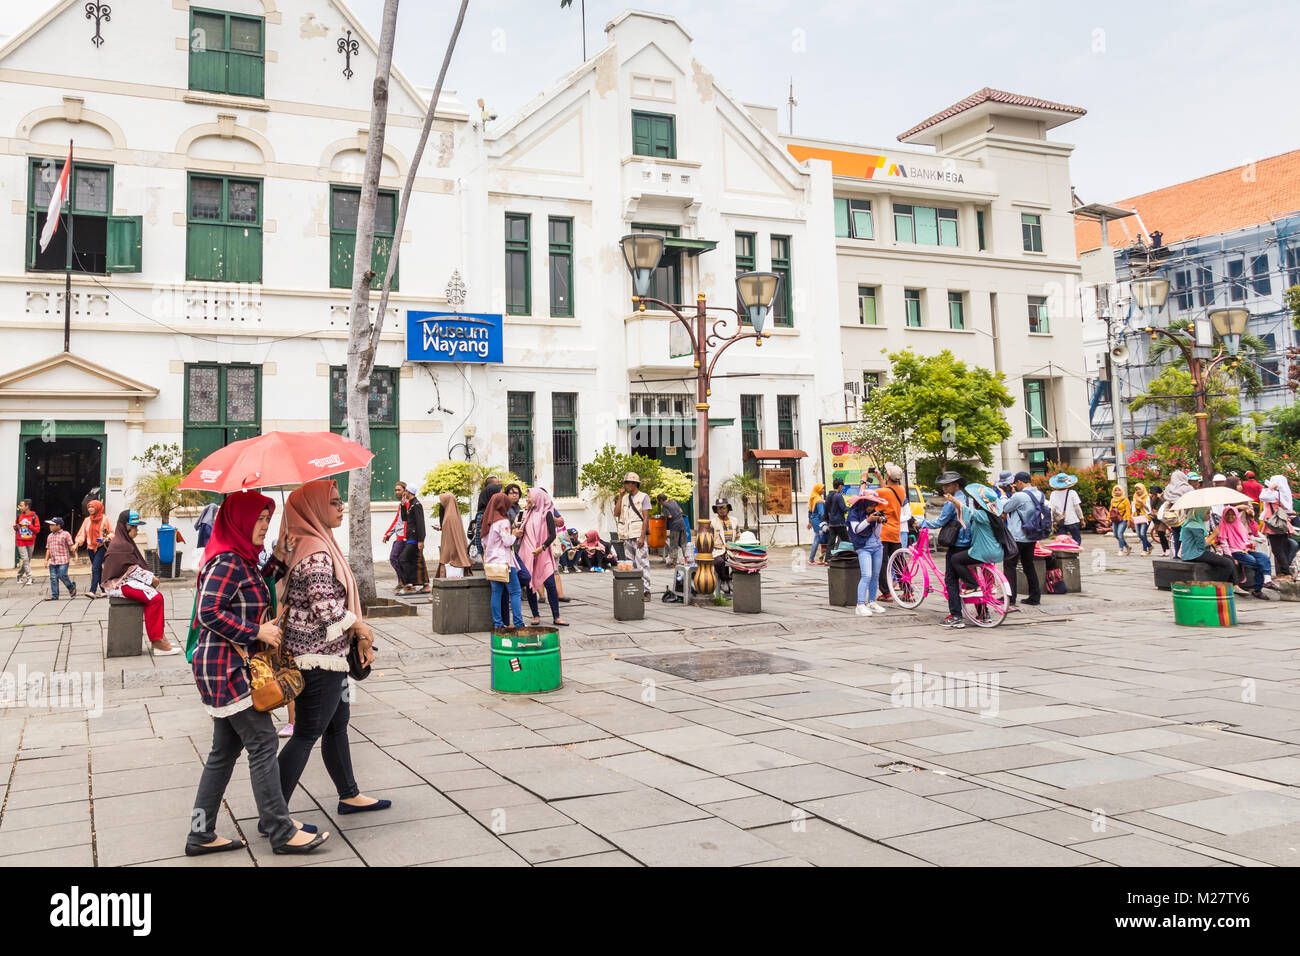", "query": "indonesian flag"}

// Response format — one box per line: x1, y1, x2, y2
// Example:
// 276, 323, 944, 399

38, 144, 72, 253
